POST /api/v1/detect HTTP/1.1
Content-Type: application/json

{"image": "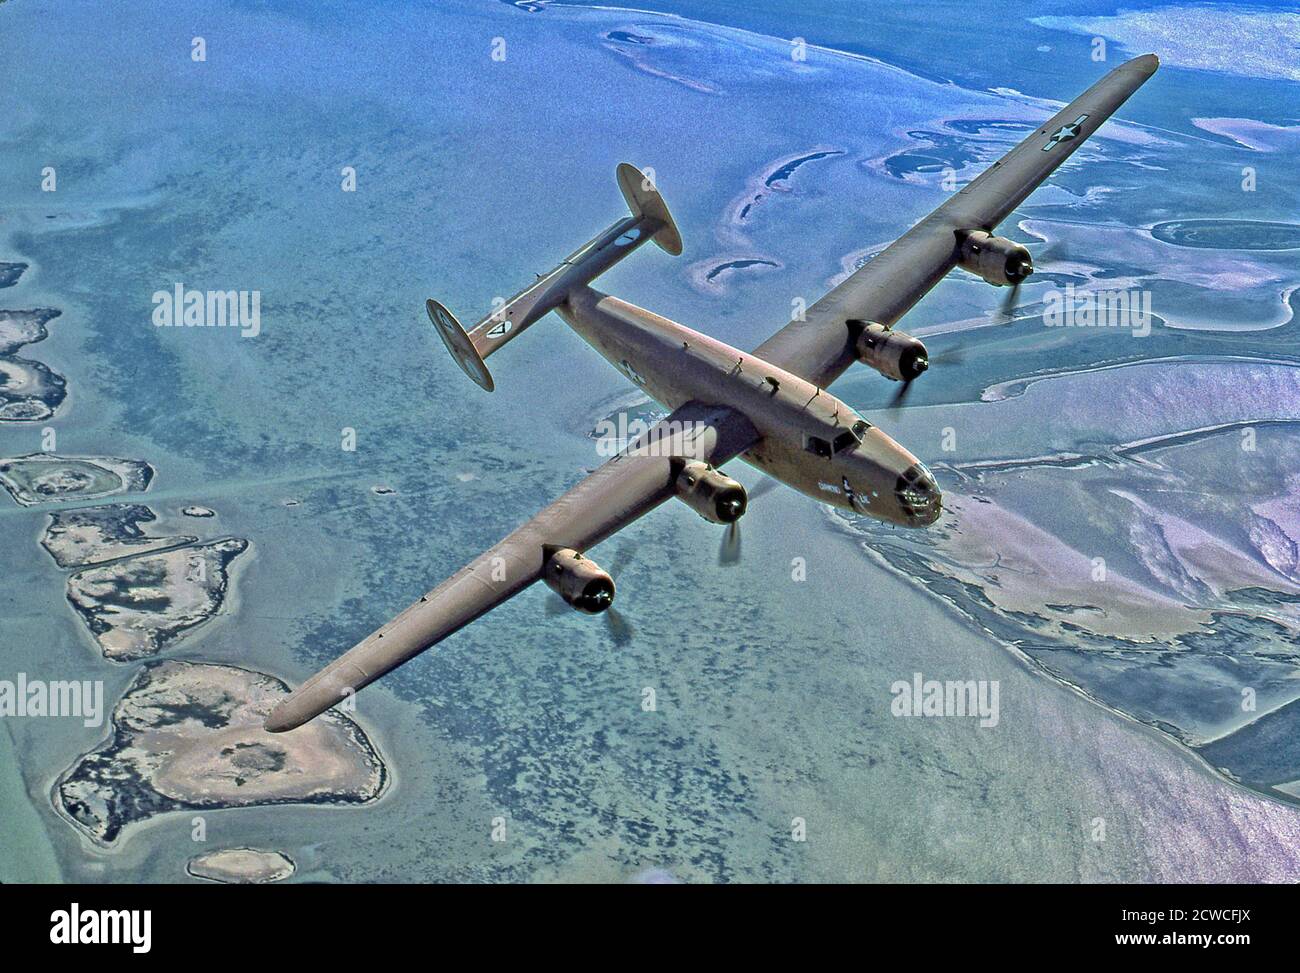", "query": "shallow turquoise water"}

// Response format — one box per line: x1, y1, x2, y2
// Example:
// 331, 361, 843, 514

1, 0, 1299, 881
